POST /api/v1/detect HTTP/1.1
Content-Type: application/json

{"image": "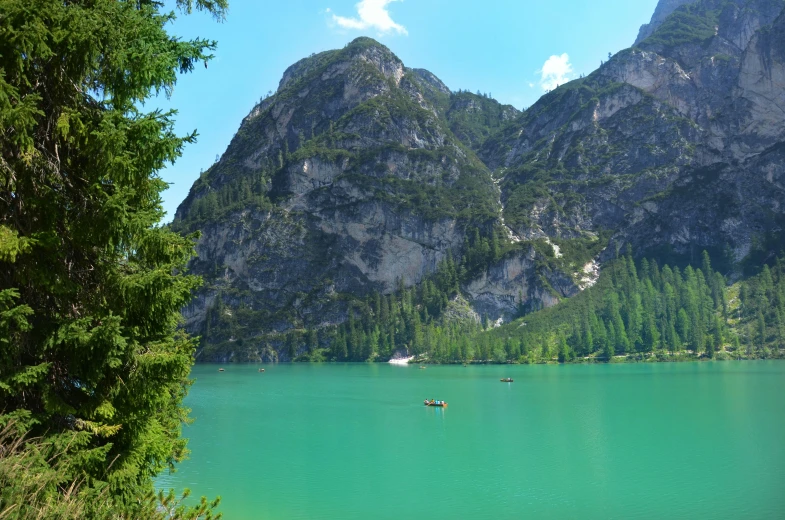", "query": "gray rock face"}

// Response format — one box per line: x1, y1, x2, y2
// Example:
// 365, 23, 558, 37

483, 0, 785, 263
464, 248, 580, 323
409, 68, 451, 95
